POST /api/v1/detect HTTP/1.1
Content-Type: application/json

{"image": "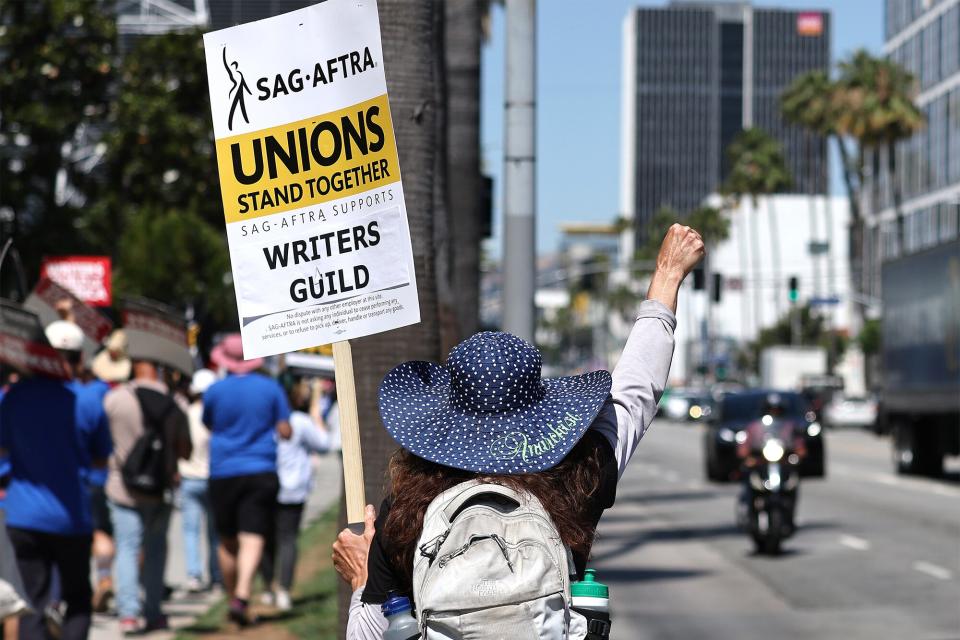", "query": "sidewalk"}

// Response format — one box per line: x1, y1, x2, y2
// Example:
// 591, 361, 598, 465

90, 456, 343, 640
